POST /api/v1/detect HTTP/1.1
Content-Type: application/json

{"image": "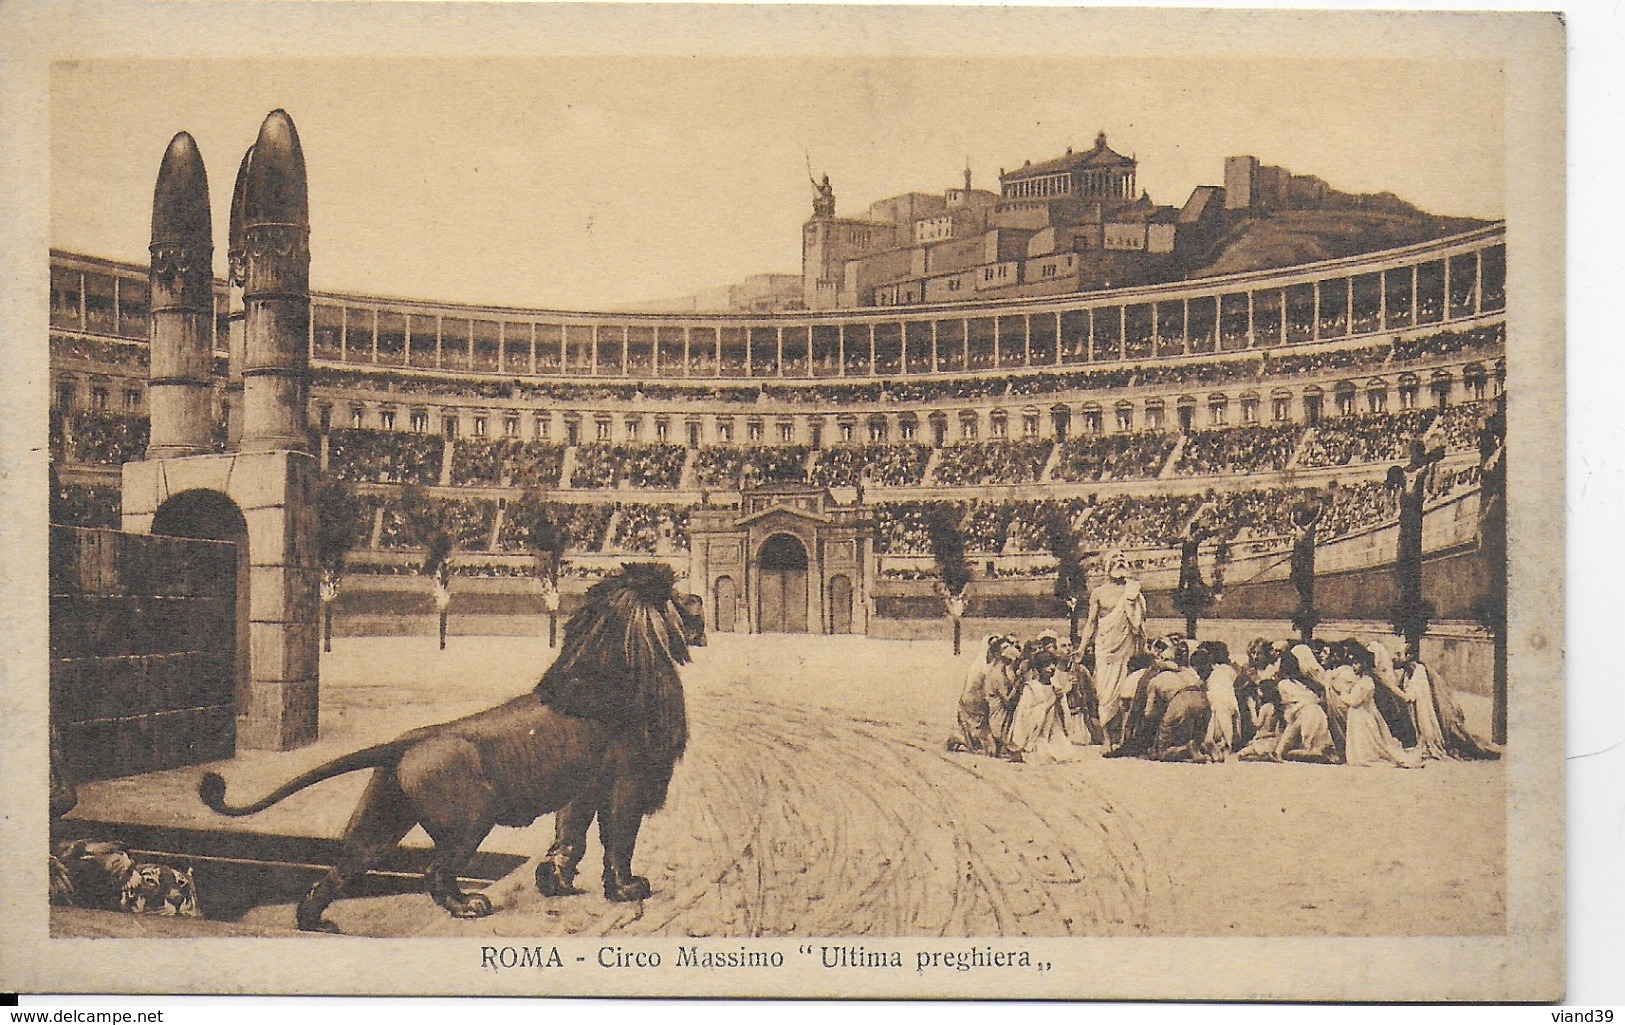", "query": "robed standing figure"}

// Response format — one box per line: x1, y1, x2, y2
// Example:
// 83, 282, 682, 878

1079, 550, 1147, 745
